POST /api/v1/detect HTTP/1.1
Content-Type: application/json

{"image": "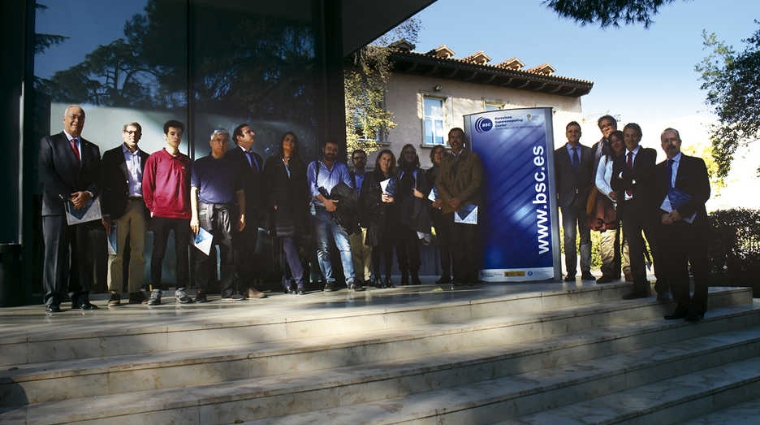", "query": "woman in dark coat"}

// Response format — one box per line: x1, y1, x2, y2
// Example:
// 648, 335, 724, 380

359, 149, 398, 288
426, 145, 452, 284
263, 132, 309, 294
395, 144, 432, 285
